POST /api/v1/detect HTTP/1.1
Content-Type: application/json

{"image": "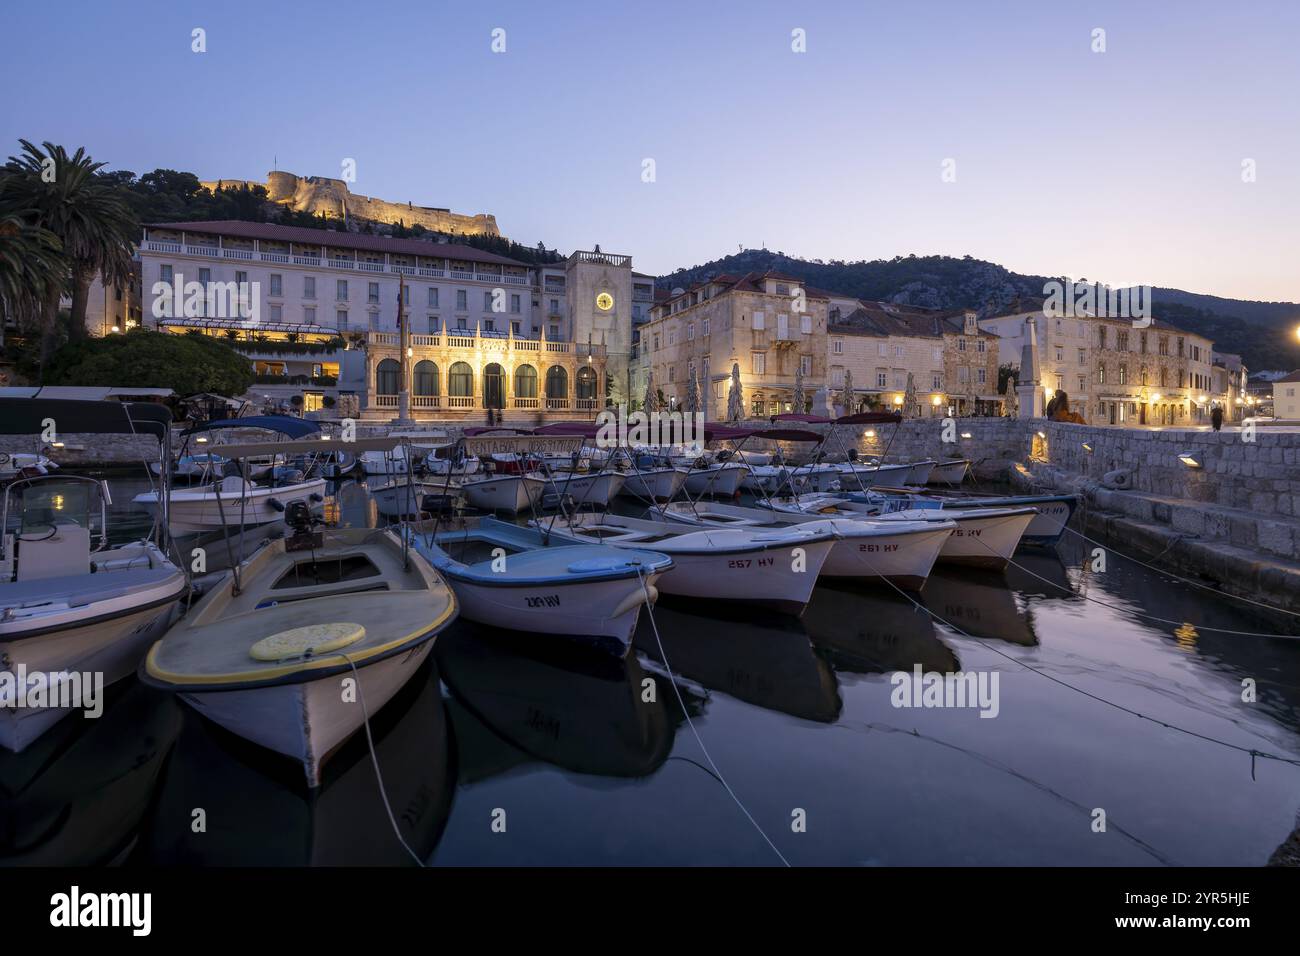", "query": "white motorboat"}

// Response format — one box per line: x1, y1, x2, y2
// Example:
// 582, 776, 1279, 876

835, 488, 1079, 547
620, 465, 688, 502
539, 469, 626, 509
681, 461, 747, 497
531, 513, 838, 615
143, 524, 458, 787
1, 400, 187, 753
658, 500, 954, 590
369, 478, 466, 519
458, 472, 548, 514
410, 516, 672, 646
900, 460, 936, 485
134, 474, 327, 534
928, 459, 972, 485
766, 494, 1036, 570
360, 443, 416, 476
833, 460, 913, 490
